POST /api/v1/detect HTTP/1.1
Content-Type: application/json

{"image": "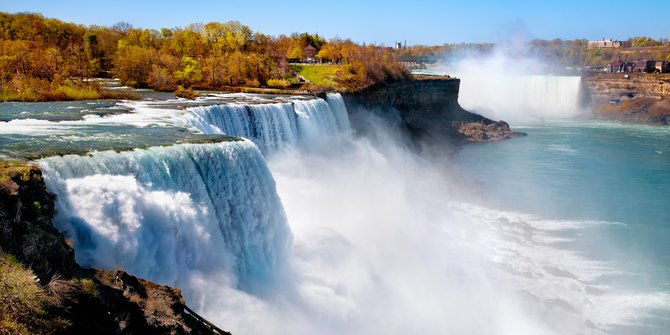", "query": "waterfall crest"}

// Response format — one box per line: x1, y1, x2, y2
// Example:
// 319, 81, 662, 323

185, 93, 351, 152
456, 74, 587, 122
39, 140, 291, 292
